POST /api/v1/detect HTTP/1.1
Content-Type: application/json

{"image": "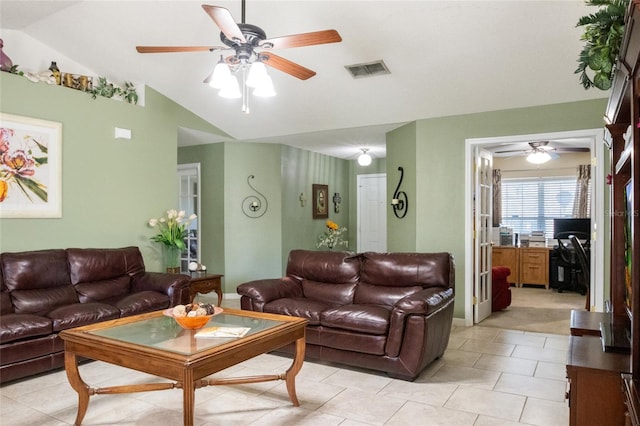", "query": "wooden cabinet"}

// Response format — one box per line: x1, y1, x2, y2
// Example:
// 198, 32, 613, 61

603, 1, 640, 423
491, 247, 518, 284
519, 247, 550, 289
566, 336, 630, 426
